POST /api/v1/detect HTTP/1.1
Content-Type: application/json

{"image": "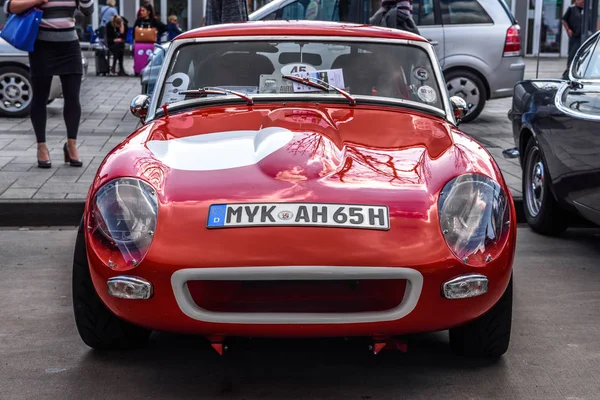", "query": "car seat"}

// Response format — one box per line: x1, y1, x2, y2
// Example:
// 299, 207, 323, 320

194, 52, 275, 88
331, 51, 409, 98
331, 52, 385, 96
